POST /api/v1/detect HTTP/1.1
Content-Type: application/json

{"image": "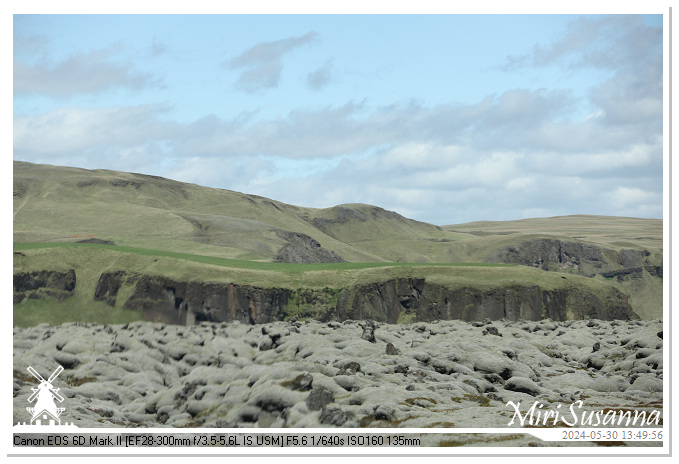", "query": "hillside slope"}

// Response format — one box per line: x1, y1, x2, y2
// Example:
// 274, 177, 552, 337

13, 161, 441, 263
13, 161, 663, 320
